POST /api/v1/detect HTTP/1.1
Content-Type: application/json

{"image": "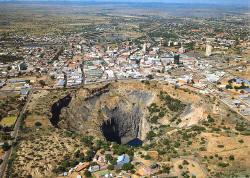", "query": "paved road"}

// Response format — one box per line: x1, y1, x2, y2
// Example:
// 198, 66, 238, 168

0, 90, 33, 178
